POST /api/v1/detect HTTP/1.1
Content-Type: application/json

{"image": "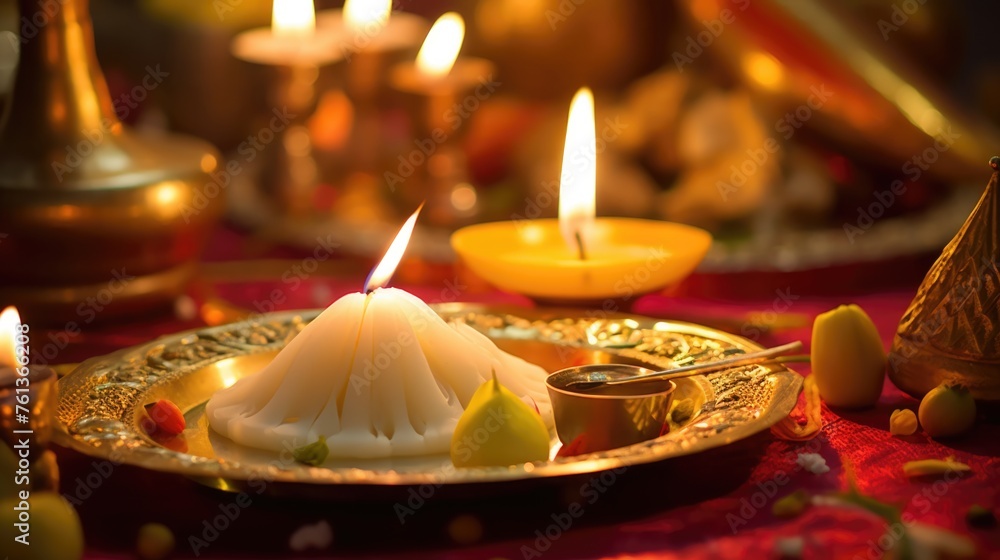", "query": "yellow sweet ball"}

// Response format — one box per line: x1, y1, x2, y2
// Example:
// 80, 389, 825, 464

919, 383, 976, 438
811, 304, 886, 408
0, 492, 84, 560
